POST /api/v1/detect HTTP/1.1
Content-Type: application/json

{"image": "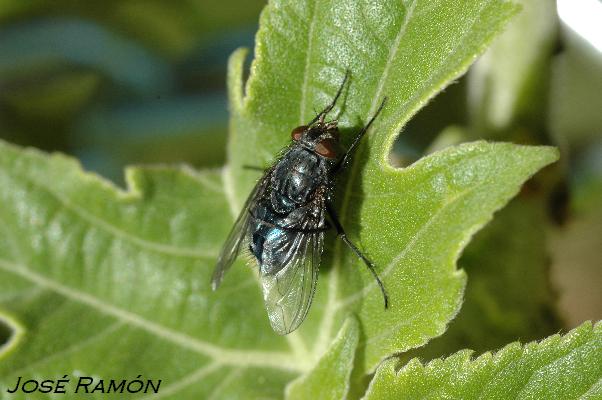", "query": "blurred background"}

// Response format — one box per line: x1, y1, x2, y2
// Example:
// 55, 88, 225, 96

0, 0, 600, 357
0, 0, 265, 180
